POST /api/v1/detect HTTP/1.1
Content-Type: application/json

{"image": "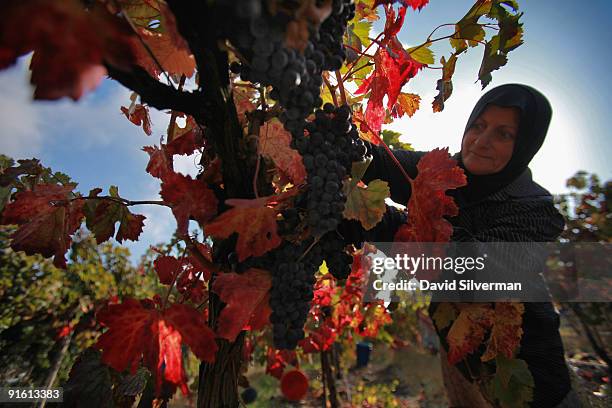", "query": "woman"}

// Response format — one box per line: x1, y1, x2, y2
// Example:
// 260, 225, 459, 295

341, 84, 580, 407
